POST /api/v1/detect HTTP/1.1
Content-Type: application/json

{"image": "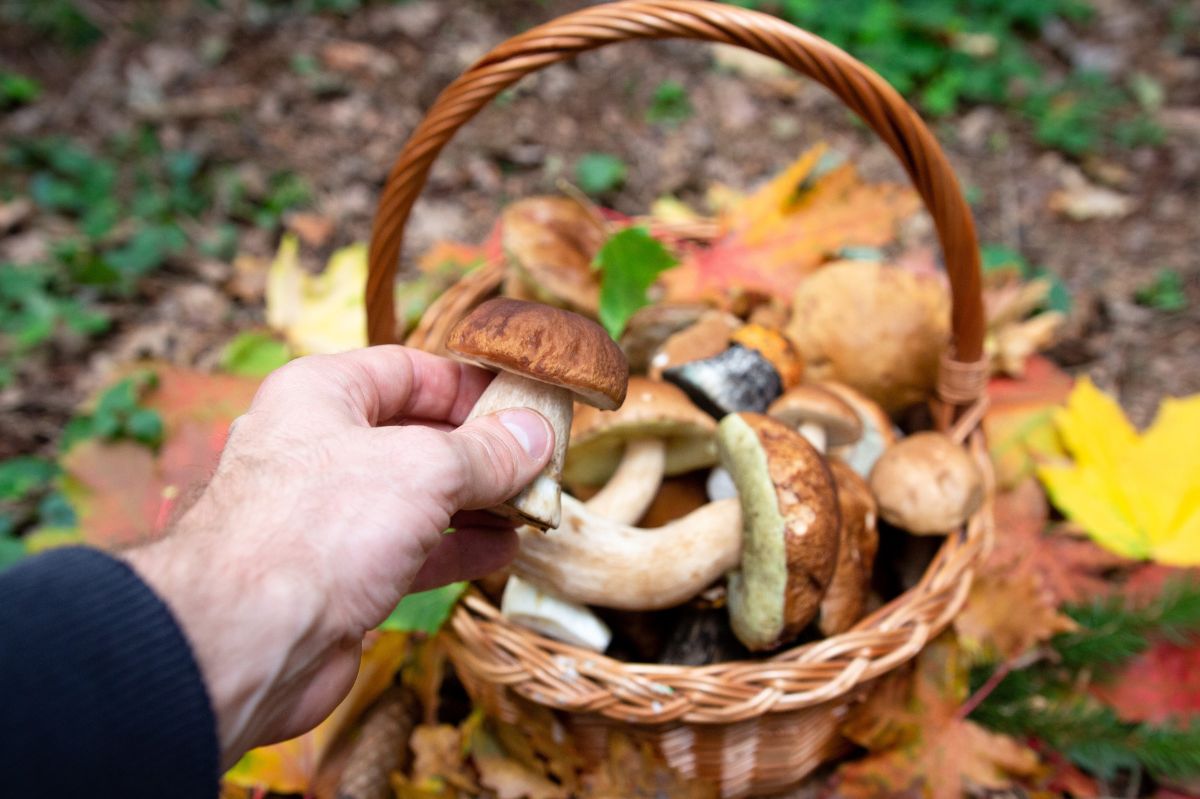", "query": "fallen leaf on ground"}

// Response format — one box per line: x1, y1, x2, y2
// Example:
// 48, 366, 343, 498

955, 570, 1077, 661
579, 732, 718, 799
1038, 379, 1200, 564
984, 355, 1074, 489
470, 726, 568, 799
1049, 167, 1135, 221
408, 723, 479, 795
1092, 639, 1200, 727
990, 479, 1130, 605
660, 145, 920, 306
834, 638, 1041, 799
266, 235, 370, 354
